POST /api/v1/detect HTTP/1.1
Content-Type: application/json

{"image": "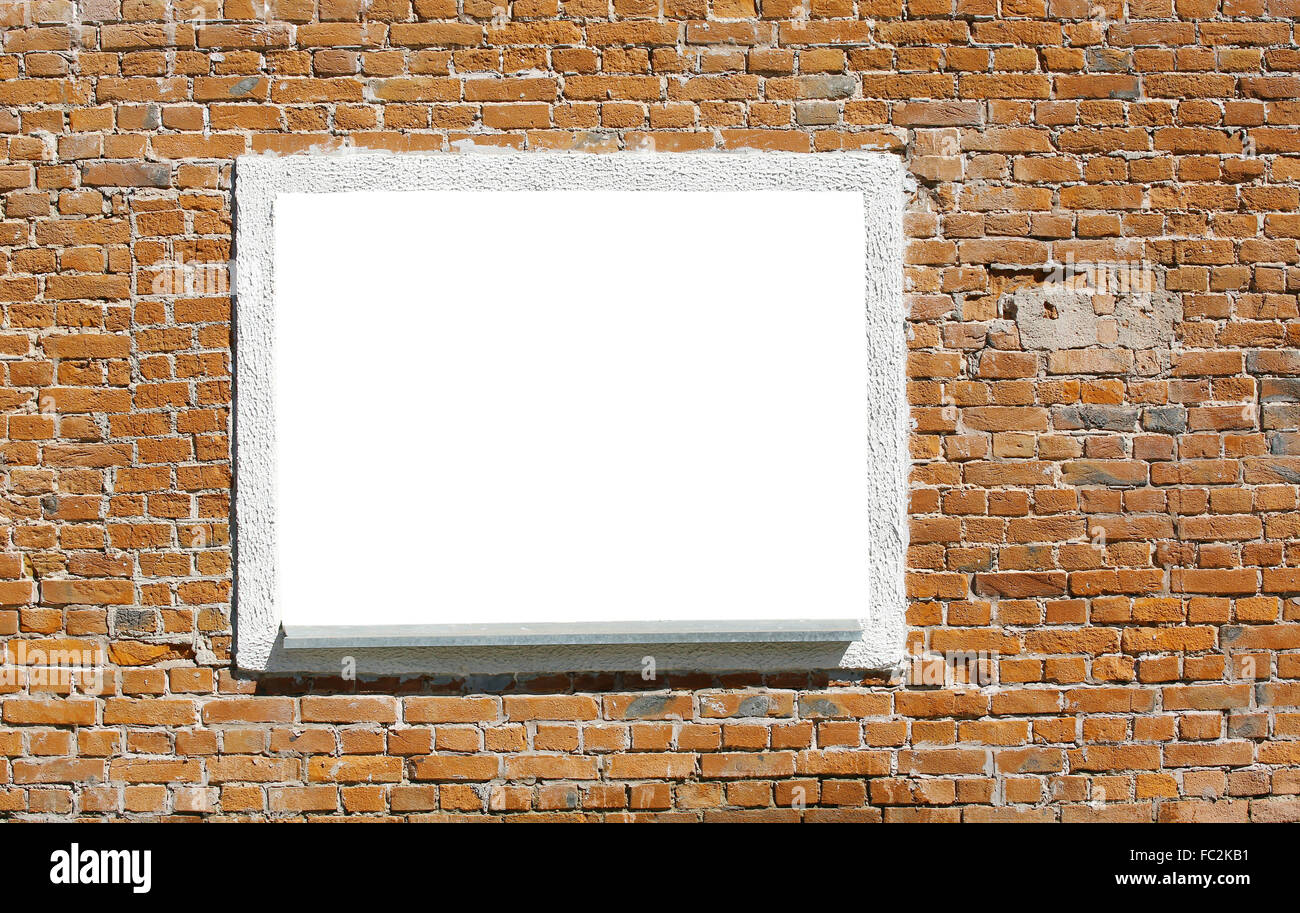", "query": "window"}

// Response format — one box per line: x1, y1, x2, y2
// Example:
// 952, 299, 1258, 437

232, 152, 906, 674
